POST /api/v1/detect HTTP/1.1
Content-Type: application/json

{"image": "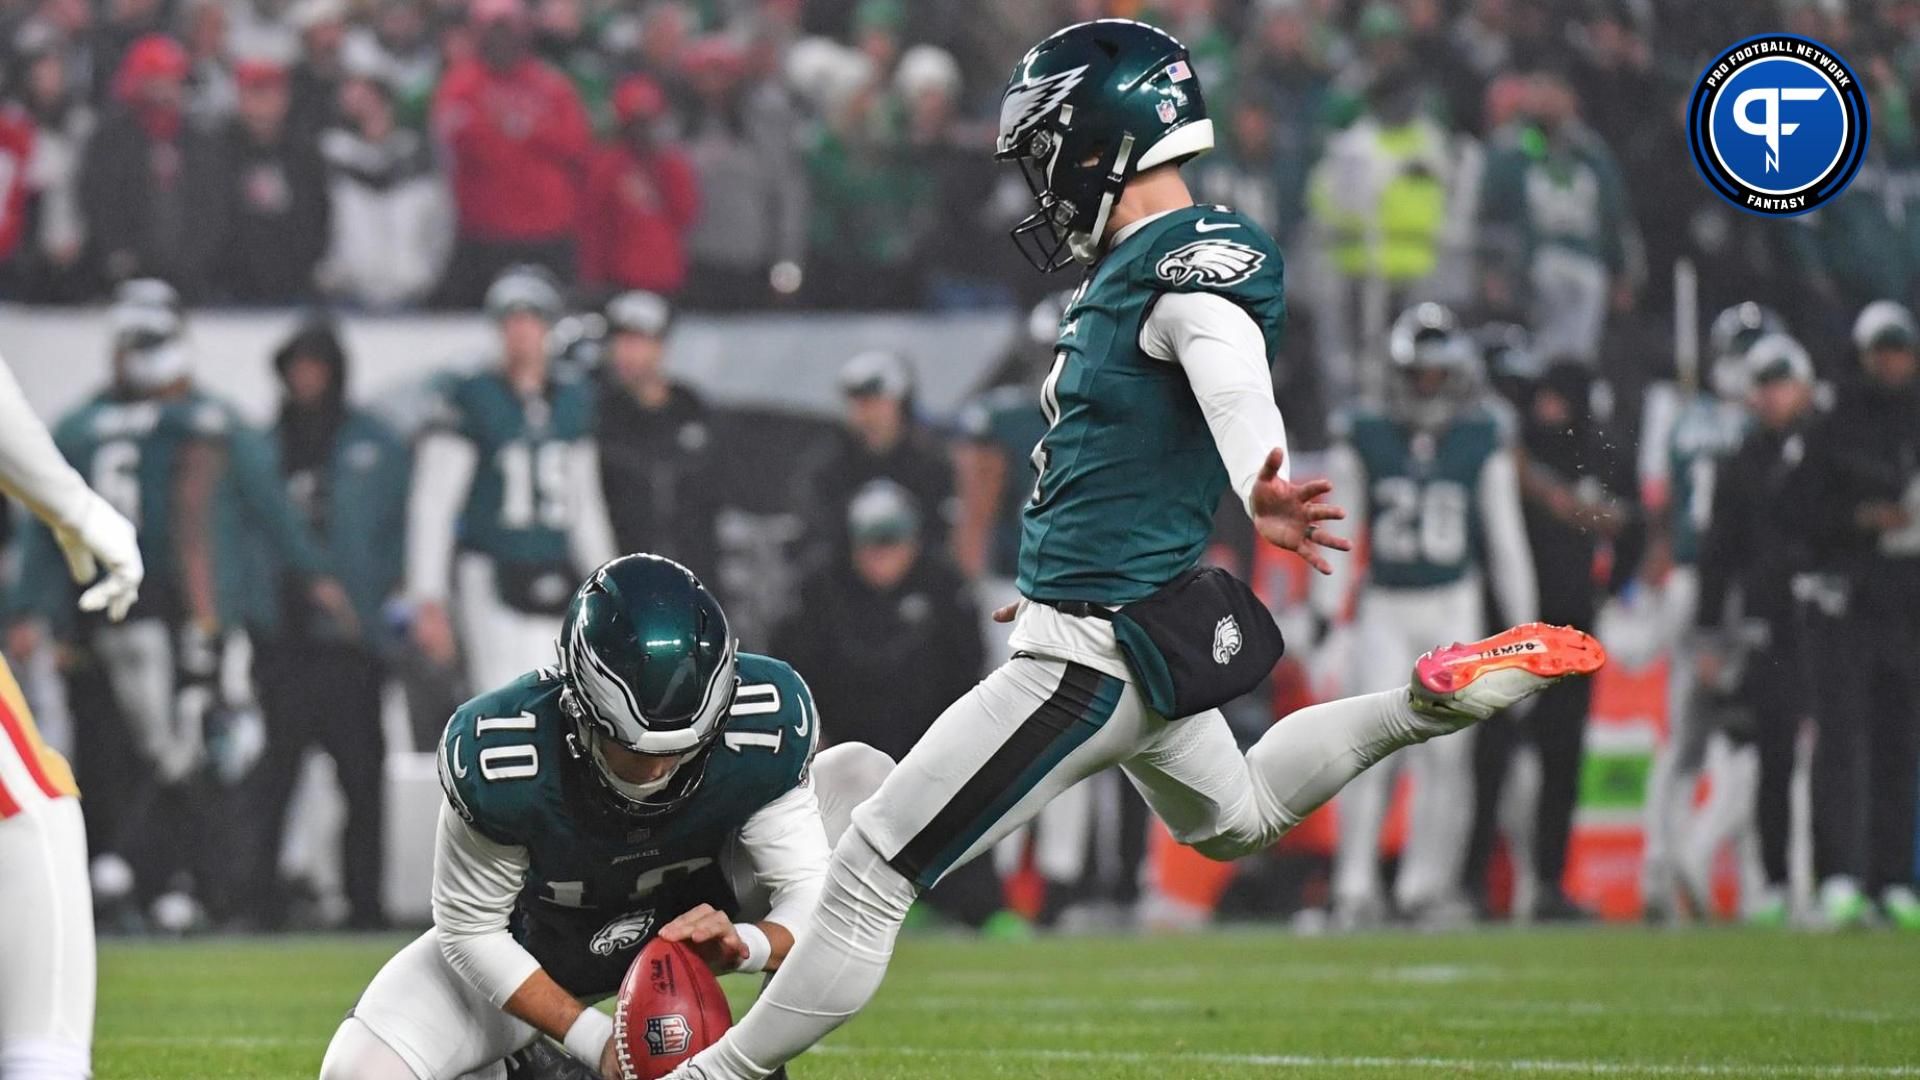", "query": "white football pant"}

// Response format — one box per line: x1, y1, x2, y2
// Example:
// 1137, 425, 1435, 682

455, 555, 564, 696
1333, 577, 1483, 912
0, 798, 94, 1080
682, 601, 1452, 1079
